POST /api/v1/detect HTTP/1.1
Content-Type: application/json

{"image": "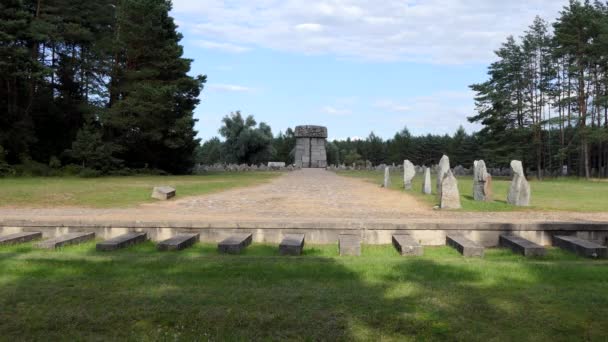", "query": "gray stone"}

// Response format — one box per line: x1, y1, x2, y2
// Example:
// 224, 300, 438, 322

151, 186, 176, 200
446, 234, 484, 257
553, 235, 607, 258
339, 234, 361, 256
507, 160, 530, 206
422, 167, 432, 194
218, 233, 252, 254
36, 232, 95, 249
0, 231, 42, 245
383, 167, 391, 188
452, 165, 466, 176
279, 234, 305, 255
440, 170, 461, 209
157, 233, 199, 251
294, 126, 328, 168
499, 234, 545, 257
392, 234, 423, 256
473, 160, 492, 201
436, 155, 450, 195
97, 232, 147, 251
403, 160, 415, 190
